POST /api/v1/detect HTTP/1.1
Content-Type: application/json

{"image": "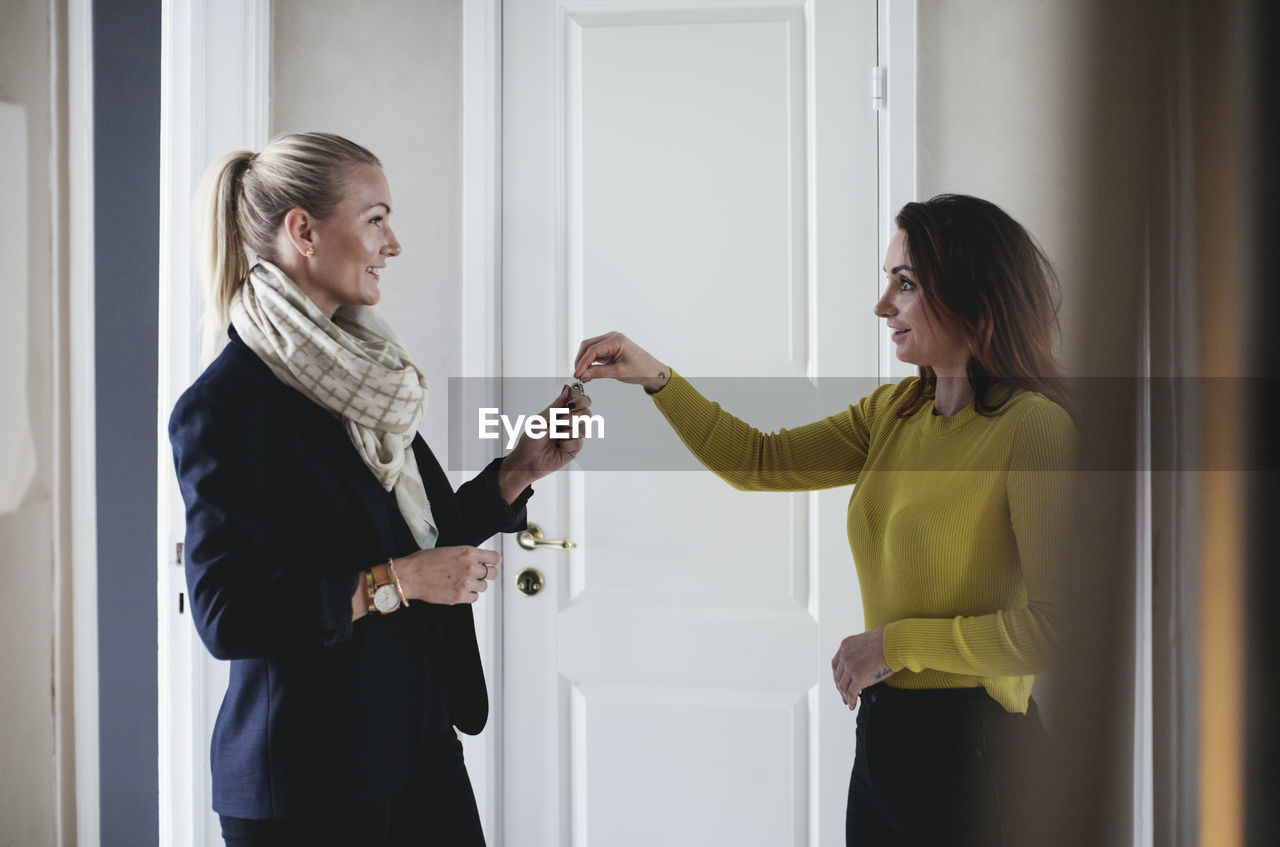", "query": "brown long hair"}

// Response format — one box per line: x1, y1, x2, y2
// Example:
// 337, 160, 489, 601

893, 194, 1068, 415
